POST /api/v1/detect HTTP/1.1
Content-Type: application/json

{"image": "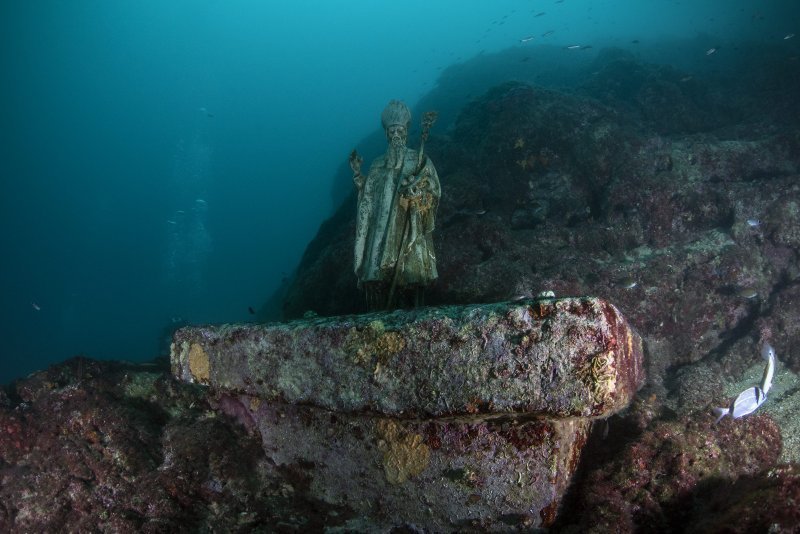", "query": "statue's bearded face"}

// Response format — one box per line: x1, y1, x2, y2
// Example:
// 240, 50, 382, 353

386, 125, 407, 148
